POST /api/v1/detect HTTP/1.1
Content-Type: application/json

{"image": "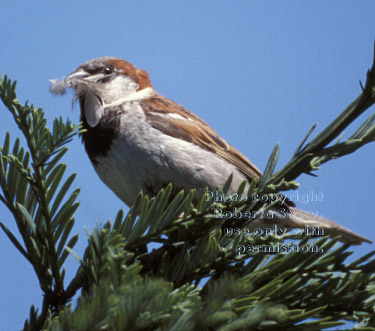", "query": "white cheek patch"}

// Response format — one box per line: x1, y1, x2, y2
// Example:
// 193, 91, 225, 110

84, 92, 104, 127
